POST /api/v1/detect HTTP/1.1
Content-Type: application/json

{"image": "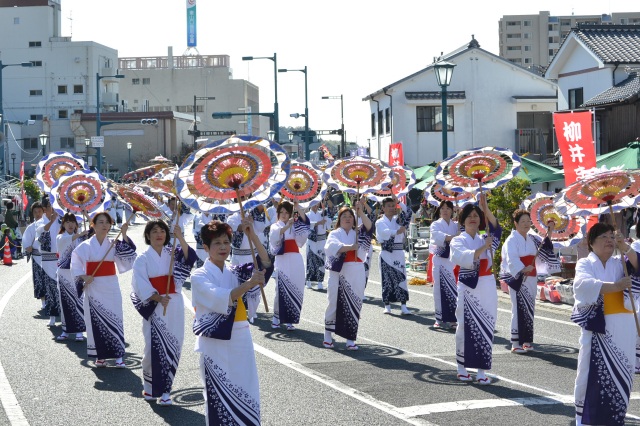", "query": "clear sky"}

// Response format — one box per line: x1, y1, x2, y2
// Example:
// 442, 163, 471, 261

61, 0, 639, 145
